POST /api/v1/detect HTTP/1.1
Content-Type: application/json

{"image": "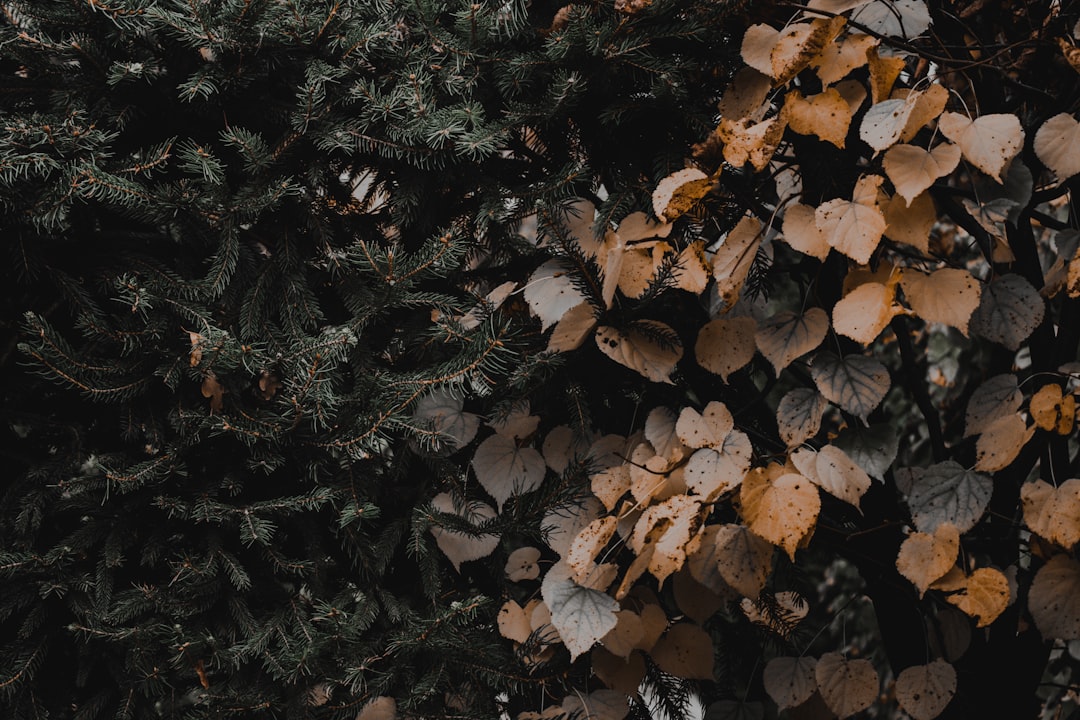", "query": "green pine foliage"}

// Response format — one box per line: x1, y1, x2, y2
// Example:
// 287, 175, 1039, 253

0, 0, 741, 717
